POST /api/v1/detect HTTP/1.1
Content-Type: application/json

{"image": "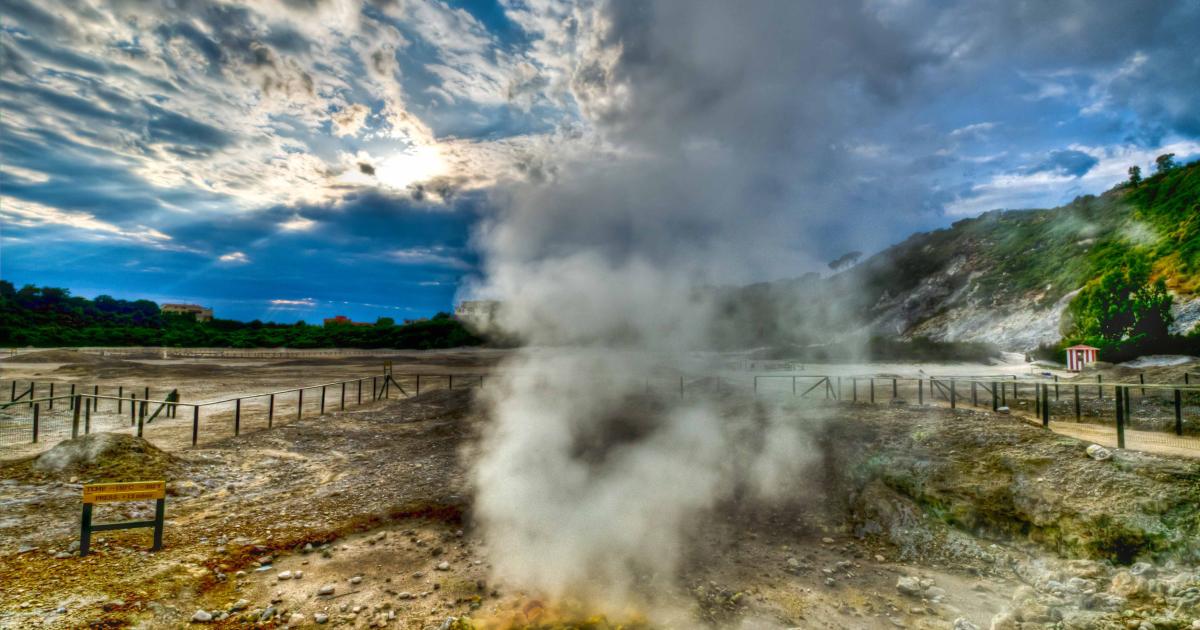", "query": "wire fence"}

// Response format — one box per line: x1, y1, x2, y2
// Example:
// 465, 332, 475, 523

3, 368, 1197, 458
748, 374, 1200, 455
0, 372, 485, 455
